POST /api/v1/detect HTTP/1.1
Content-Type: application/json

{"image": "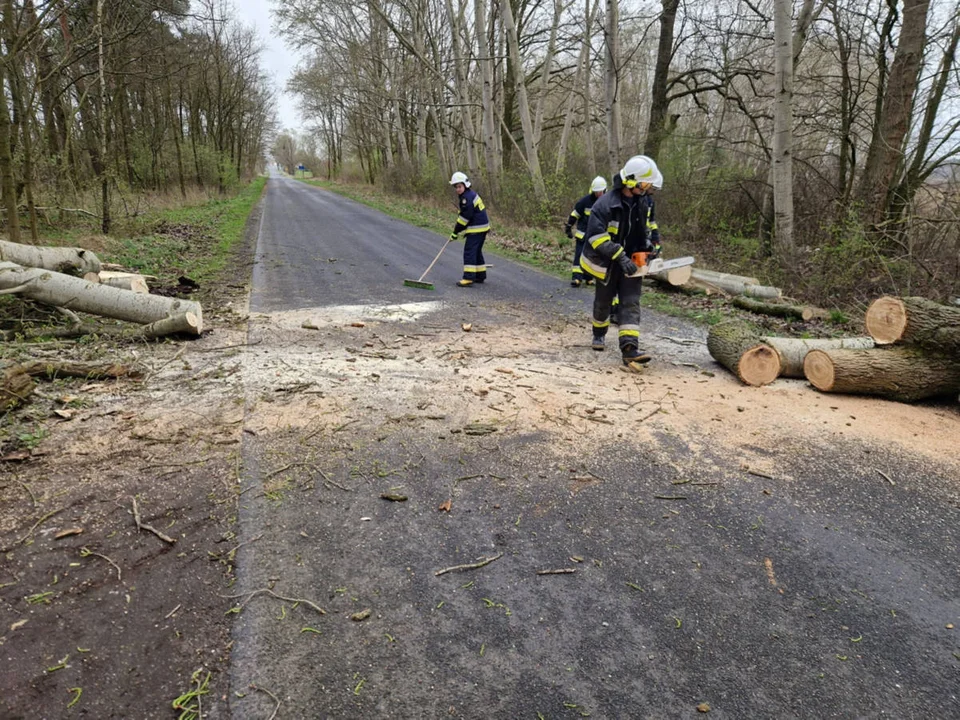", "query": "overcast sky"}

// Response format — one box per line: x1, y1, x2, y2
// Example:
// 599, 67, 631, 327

230, 0, 304, 134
